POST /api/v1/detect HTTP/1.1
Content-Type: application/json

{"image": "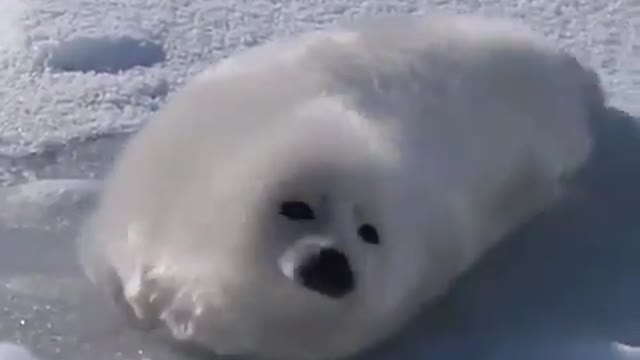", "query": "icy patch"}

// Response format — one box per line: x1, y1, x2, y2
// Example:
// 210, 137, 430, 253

0, 179, 100, 229
0, 0, 26, 53
613, 342, 640, 359
0, 343, 39, 360
41, 36, 166, 74
3, 274, 93, 302
0, 132, 130, 187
